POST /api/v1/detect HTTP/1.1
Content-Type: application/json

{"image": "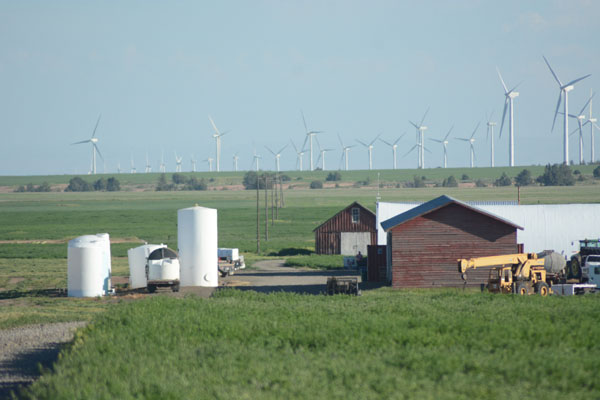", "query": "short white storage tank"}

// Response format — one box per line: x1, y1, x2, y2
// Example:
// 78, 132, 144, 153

68, 235, 104, 298
95, 233, 112, 295
178, 205, 218, 287
127, 244, 166, 289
